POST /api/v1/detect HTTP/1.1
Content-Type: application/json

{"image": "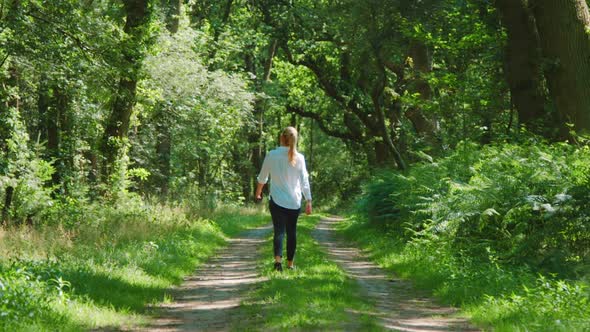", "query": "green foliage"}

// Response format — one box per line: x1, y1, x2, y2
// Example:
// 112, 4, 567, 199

359, 141, 590, 273
3, 0, 590, 328
0, 265, 56, 330
352, 139, 590, 330
358, 141, 479, 234
0, 105, 54, 224
133, 23, 255, 200
340, 217, 590, 331
0, 203, 268, 330
475, 276, 590, 331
